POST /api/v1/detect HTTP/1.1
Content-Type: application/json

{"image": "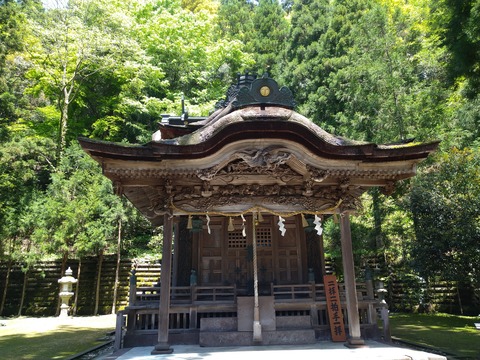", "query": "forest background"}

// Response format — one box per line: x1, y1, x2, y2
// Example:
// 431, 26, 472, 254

0, 0, 479, 316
